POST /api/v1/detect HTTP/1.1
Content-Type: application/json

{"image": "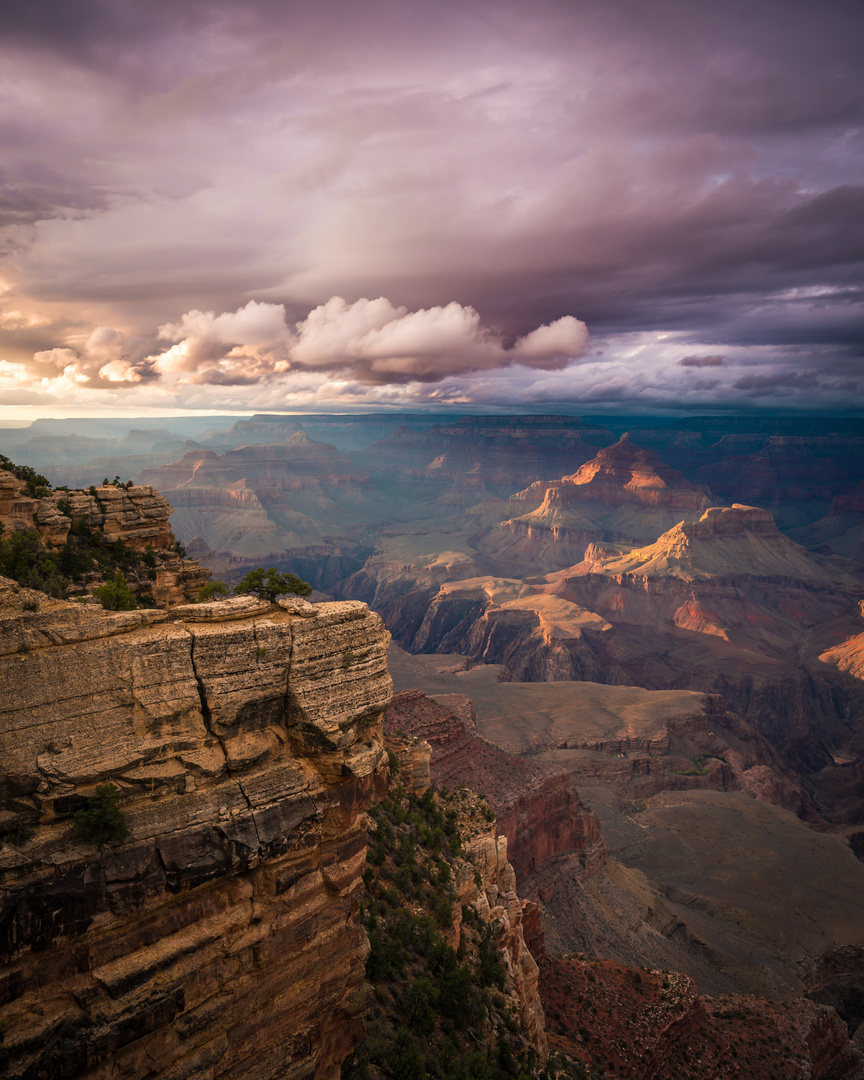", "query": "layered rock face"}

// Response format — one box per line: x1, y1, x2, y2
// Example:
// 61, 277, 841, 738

623, 422, 864, 530
547, 505, 864, 765
457, 830, 547, 1055
383, 689, 606, 883
0, 584, 392, 1080
383, 752, 548, 1057
0, 479, 176, 552
791, 480, 864, 566
477, 436, 712, 574
382, 504, 864, 770
0, 473, 212, 604
536, 948, 864, 1080
401, 575, 612, 683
